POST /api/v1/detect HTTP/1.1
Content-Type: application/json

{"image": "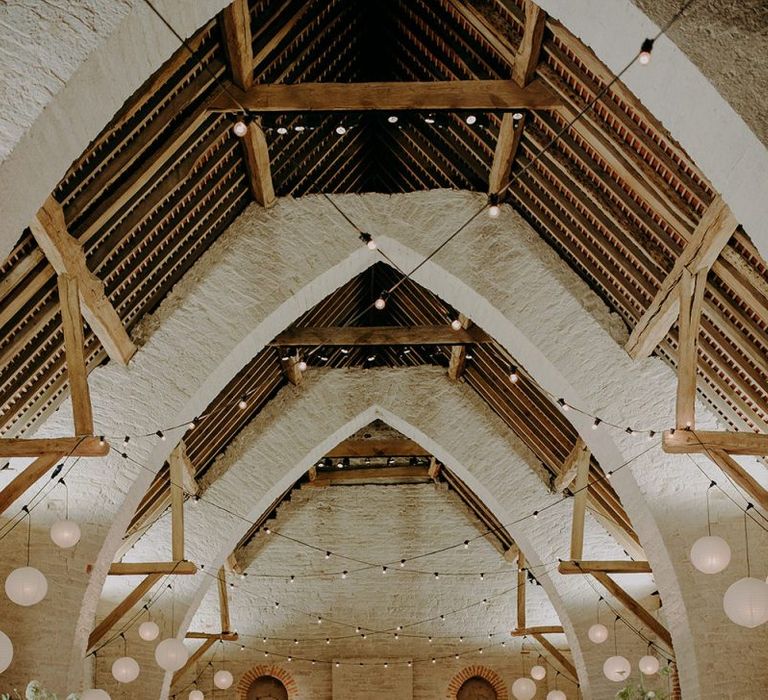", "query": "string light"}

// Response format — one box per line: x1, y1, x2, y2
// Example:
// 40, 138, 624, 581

359, 232, 377, 250
387, 115, 398, 124
465, 115, 477, 125
509, 365, 519, 383
451, 317, 462, 331
638, 38, 654, 64
335, 125, 347, 135
374, 292, 388, 310
232, 120, 248, 137
592, 418, 601, 430
238, 396, 248, 410
488, 193, 500, 218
